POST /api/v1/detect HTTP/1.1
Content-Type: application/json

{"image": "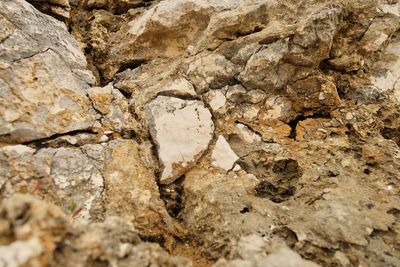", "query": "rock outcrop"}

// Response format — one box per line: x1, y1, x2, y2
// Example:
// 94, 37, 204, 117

0, 0, 97, 143
1, 0, 400, 266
